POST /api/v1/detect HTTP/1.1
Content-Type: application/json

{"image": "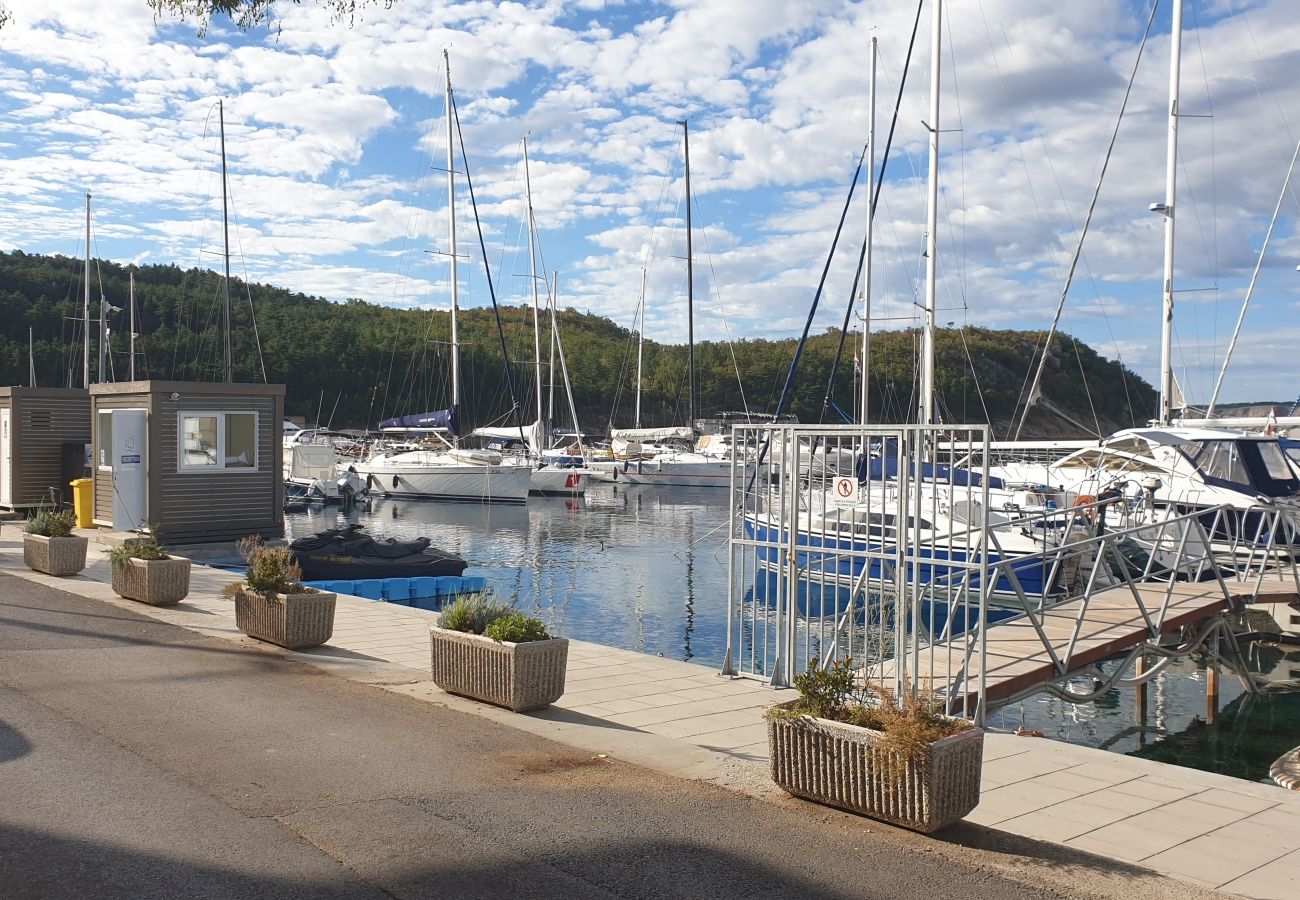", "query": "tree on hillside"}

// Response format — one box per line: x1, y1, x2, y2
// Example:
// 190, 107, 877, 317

146, 1, 395, 36
0, 2, 392, 33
